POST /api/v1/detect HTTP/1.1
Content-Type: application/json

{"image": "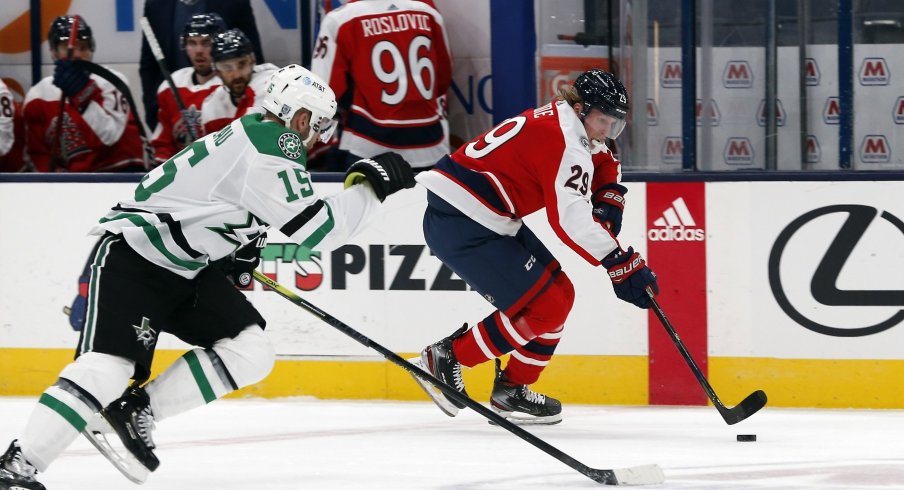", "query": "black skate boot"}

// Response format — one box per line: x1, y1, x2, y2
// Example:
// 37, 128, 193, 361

0, 440, 45, 490
410, 324, 469, 417
101, 386, 160, 472
490, 359, 562, 425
